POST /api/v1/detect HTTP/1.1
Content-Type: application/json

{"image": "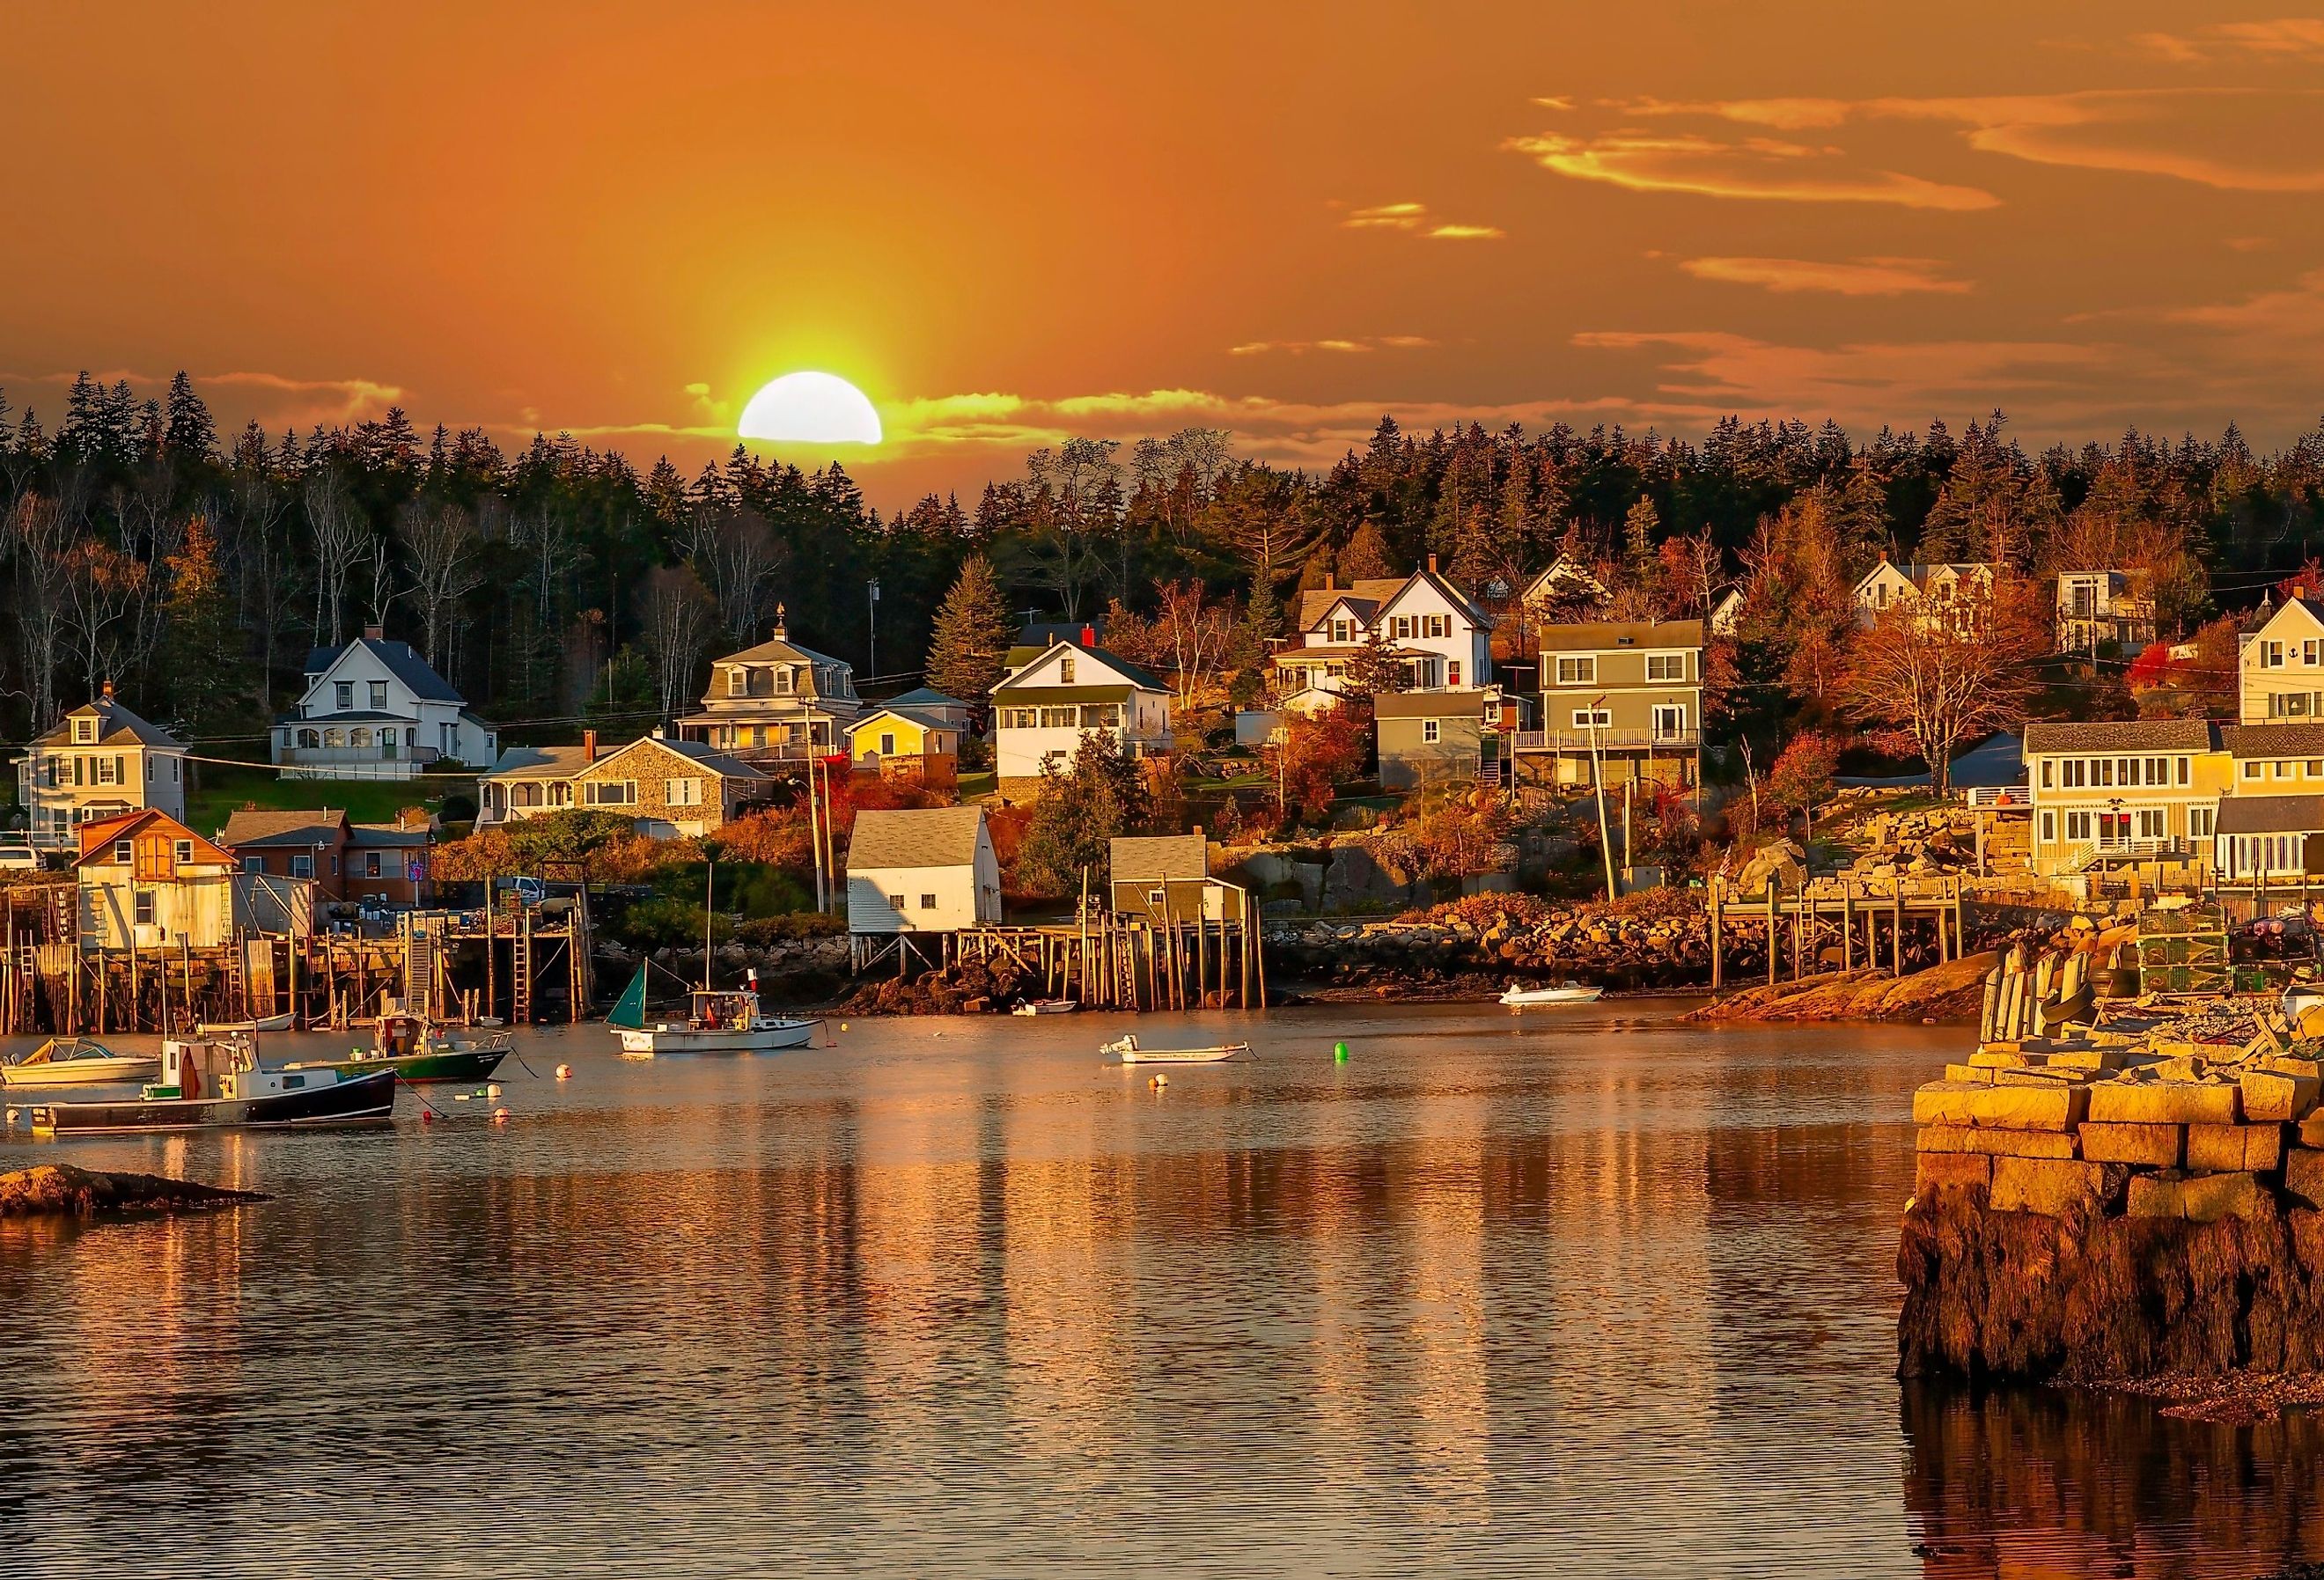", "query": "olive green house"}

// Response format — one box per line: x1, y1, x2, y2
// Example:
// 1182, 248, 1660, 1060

1519, 620, 1703, 790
